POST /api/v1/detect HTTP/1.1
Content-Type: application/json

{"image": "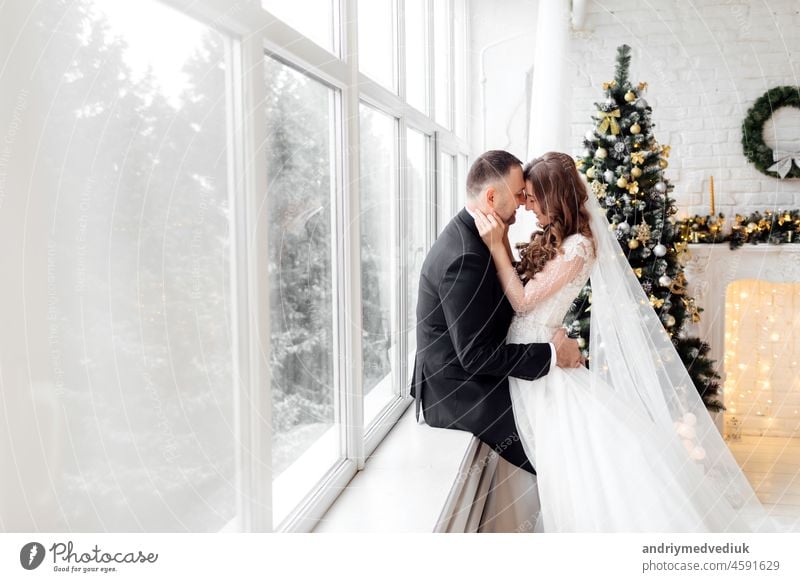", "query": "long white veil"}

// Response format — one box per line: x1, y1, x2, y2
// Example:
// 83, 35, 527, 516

584, 186, 782, 532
